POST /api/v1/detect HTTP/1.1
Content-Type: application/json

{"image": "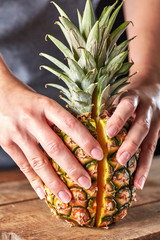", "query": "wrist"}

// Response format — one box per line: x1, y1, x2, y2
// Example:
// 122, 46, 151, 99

0, 55, 12, 78
130, 63, 160, 86
0, 55, 17, 89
